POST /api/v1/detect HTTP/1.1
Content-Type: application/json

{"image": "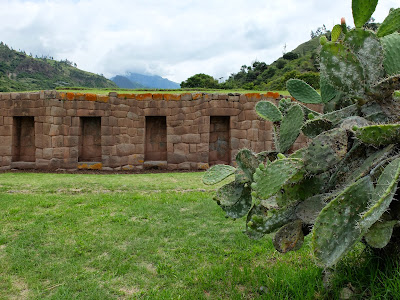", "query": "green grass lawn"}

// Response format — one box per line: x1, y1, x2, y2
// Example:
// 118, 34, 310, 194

0, 172, 399, 299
